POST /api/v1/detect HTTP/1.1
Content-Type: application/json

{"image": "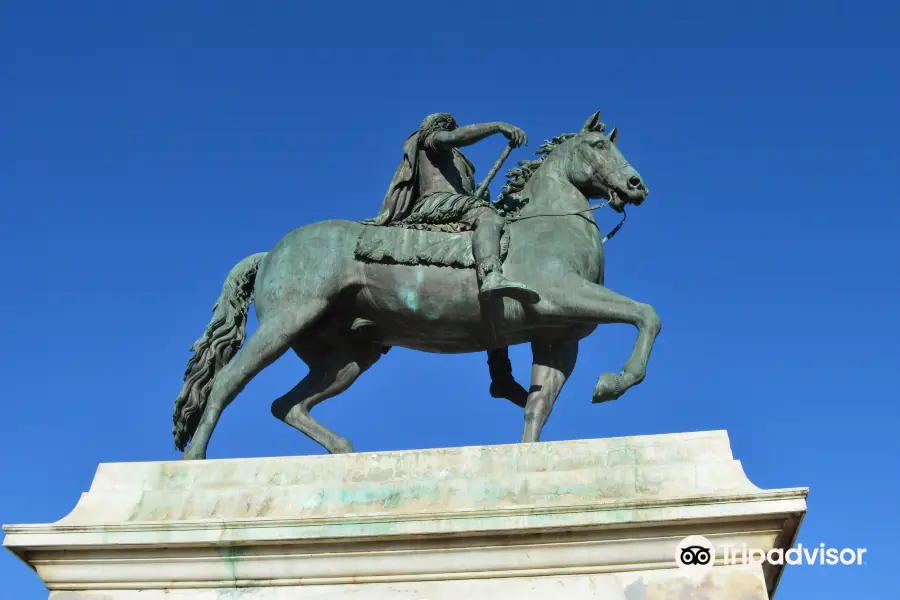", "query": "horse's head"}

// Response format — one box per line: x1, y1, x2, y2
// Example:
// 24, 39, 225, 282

568, 111, 648, 212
